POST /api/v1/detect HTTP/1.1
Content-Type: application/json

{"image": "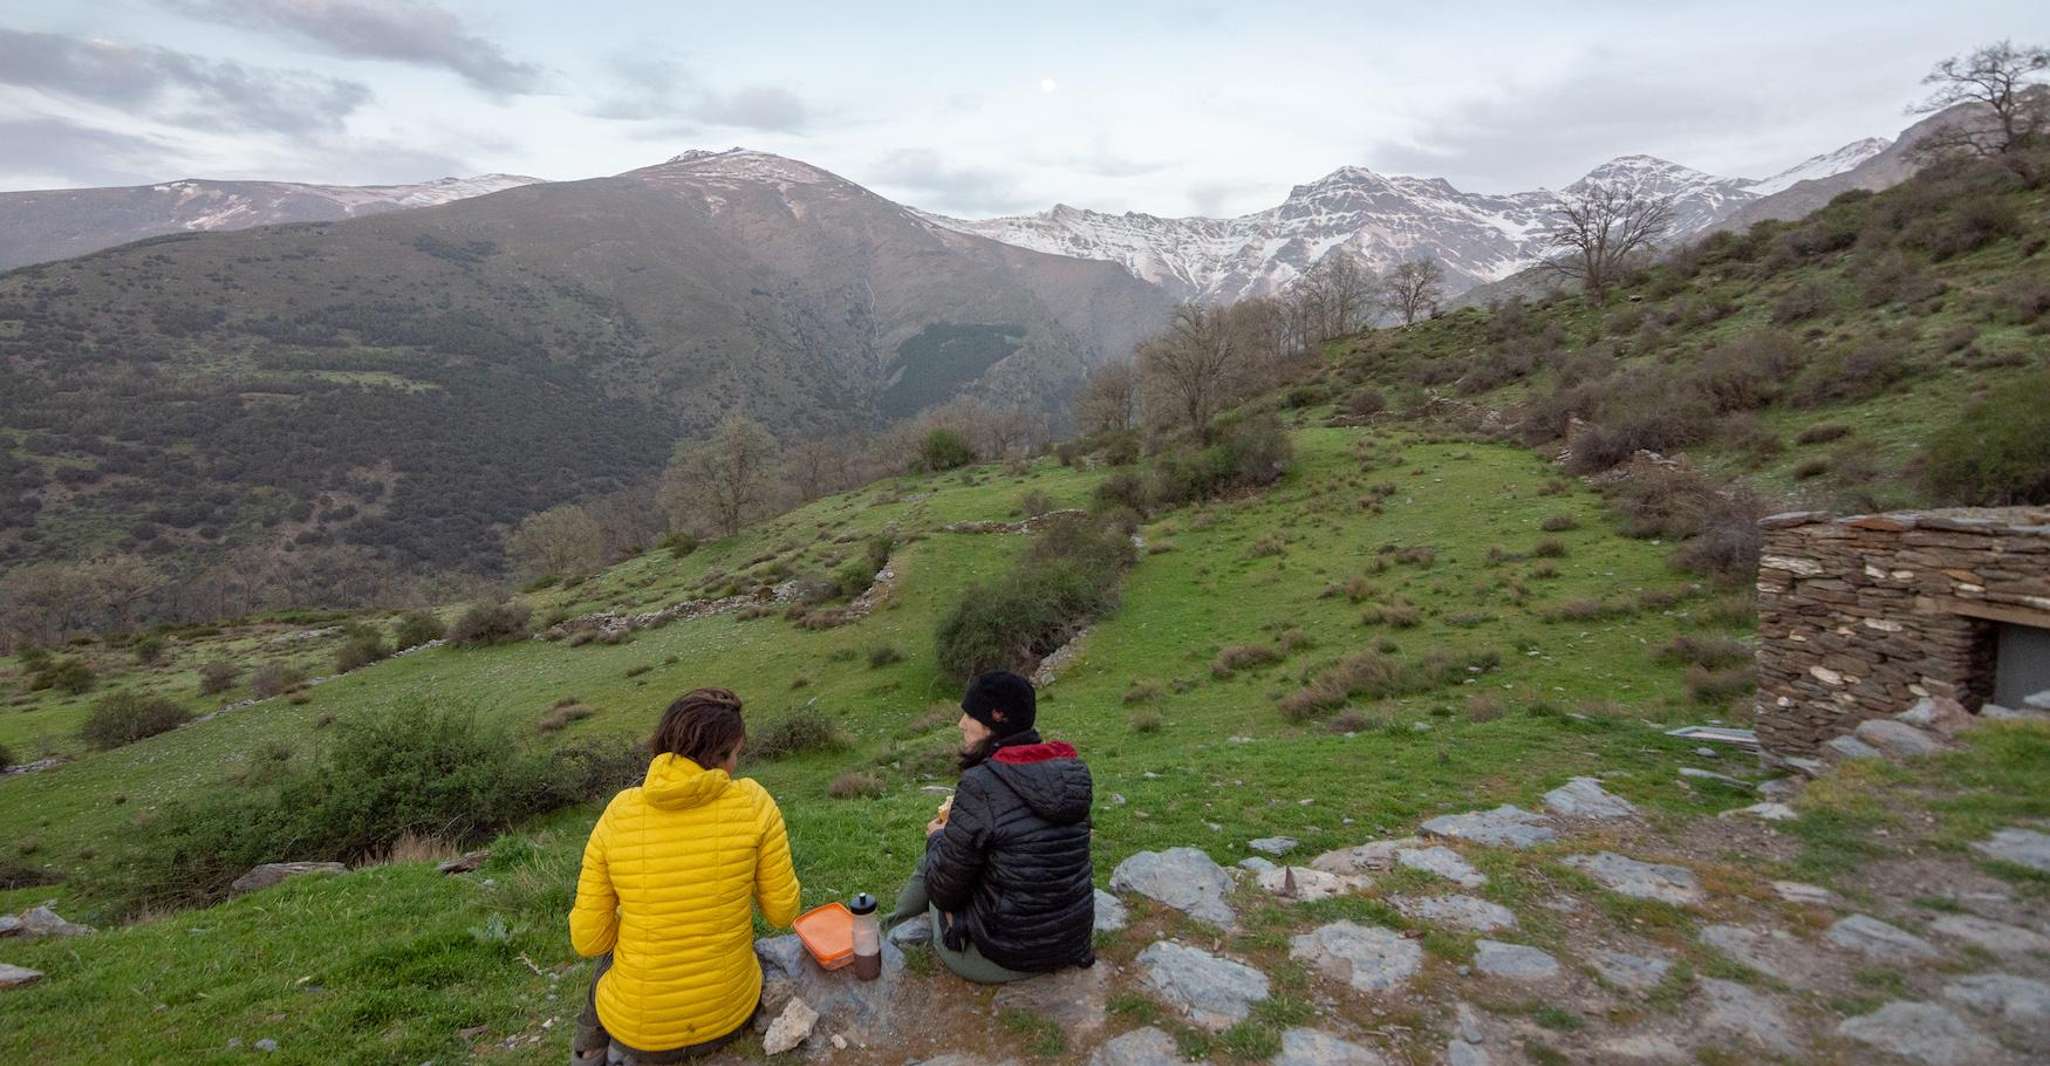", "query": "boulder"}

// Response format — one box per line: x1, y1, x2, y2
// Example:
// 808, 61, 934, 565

1836, 1002, 1998, 1066
1092, 889, 1128, 934
230, 862, 347, 895
1109, 847, 1236, 929
1698, 978, 1798, 1056
761, 997, 818, 1055
1445, 1003, 1491, 1066
1289, 921, 1422, 993
1390, 895, 1516, 933
2026, 689, 2050, 711
1853, 718, 1947, 759
887, 914, 932, 947
1824, 914, 1940, 963
1419, 805, 1555, 849
755, 934, 906, 1043
0, 963, 43, 990
1540, 777, 1636, 819
437, 850, 489, 875
1698, 924, 1805, 983
1677, 767, 1751, 789
1472, 940, 1558, 981
1248, 836, 1299, 856
1308, 838, 1417, 876
1562, 853, 1705, 905
1271, 1028, 1389, 1066
1239, 856, 1279, 874
1820, 735, 1884, 763
1588, 949, 1670, 993
1394, 846, 1485, 889
1972, 827, 2050, 873
1134, 941, 1269, 1031
1896, 696, 1974, 737
17, 905, 92, 937
1720, 802, 1796, 822
1943, 973, 2050, 1027
1256, 865, 1369, 903
0, 914, 20, 937
1770, 881, 1839, 907
1981, 703, 2050, 723
1928, 914, 2050, 957
1088, 1027, 1181, 1066
992, 962, 1113, 1039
